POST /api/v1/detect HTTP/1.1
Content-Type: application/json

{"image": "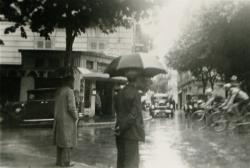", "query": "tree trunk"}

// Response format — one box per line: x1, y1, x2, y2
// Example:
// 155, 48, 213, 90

201, 73, 208, 94
65, 27, 76, 67
202, 80, 207, 94
210, 80, 214, 90
208, 75, 216, 90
